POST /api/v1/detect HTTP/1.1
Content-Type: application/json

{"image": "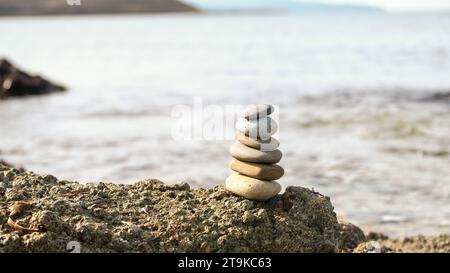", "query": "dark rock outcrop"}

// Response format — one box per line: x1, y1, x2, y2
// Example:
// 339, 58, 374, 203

421, 92, 450, 103
0, 58, 66, 99
339, 222, 366, 251
0, 160, 25, 172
